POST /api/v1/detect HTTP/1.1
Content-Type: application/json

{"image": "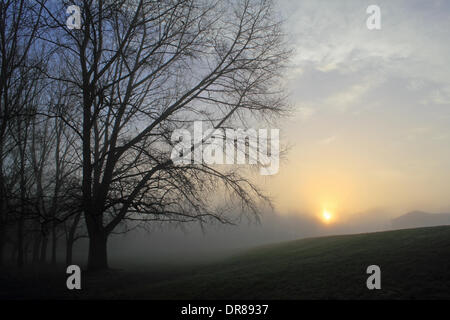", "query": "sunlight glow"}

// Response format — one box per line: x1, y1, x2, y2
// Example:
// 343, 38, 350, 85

322, 210, 333, 224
